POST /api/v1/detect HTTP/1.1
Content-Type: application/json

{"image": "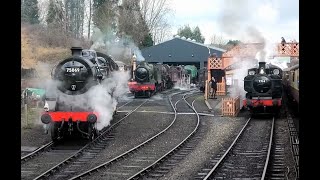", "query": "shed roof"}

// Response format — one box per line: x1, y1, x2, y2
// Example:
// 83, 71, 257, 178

141, 37, 226, 63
